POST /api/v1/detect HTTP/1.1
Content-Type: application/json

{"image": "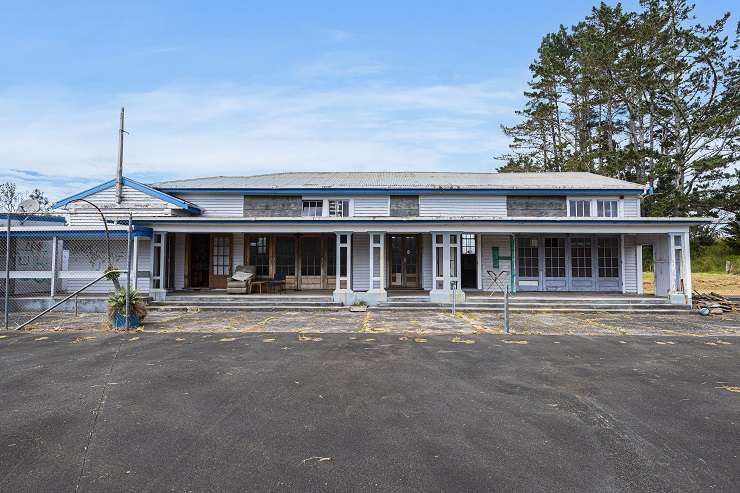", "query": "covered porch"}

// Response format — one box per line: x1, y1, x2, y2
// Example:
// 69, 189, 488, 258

145, 226, 693, 306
